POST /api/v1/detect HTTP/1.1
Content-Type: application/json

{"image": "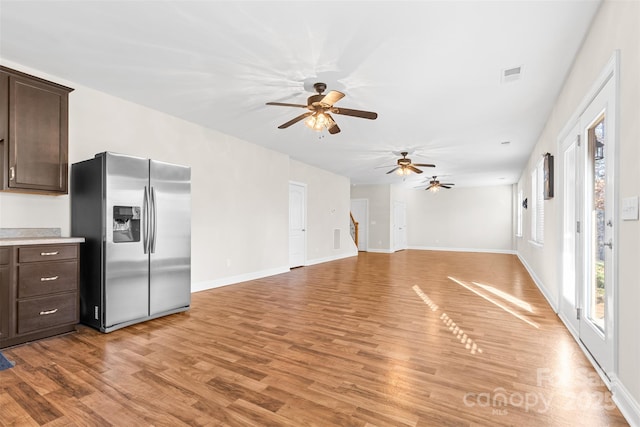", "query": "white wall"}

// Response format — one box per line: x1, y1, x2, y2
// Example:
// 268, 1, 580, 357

289, 159, 357, 264
516, 0, 640, 421
406, 185, 513, 252
0, 60, 353, 292
350, 184, 391, 252
351, 183, 513, 253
